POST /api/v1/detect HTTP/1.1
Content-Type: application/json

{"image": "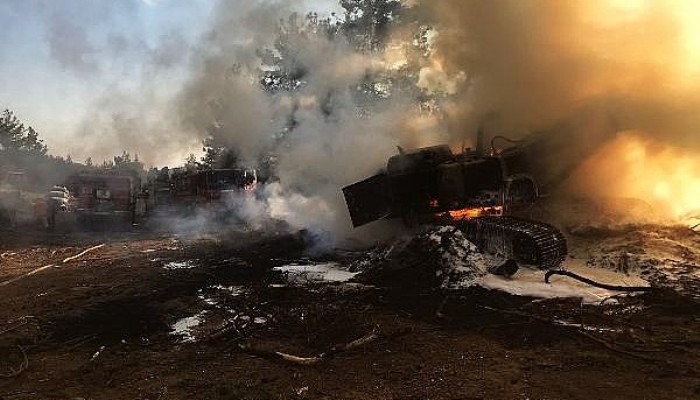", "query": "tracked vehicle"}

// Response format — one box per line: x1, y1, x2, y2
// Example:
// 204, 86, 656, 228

342, 130, 578, 269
